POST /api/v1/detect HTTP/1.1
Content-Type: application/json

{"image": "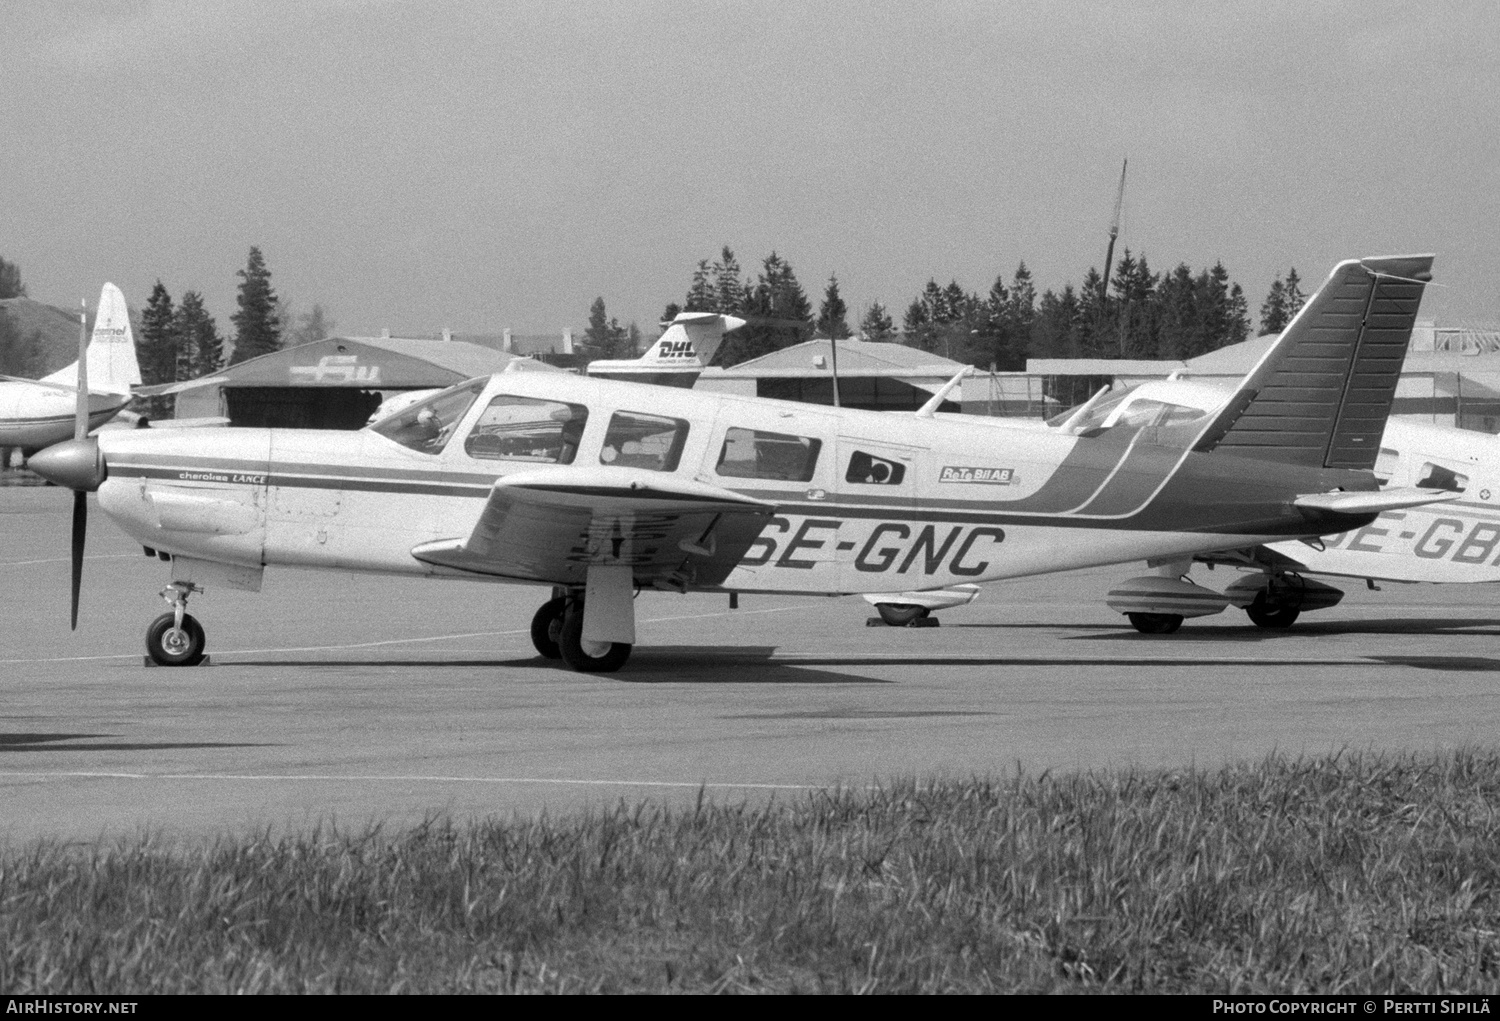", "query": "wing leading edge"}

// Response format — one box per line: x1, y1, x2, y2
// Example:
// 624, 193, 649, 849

409, 468, 776, 589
